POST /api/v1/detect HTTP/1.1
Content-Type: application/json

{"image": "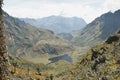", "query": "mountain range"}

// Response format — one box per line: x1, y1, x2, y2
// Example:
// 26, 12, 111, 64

3, 9, 120, 64
21, 16, 86, 33
3, 12, 75, 60
63, 10, 120, 47
22, 10, 120, 48
2, 9, 120, 80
